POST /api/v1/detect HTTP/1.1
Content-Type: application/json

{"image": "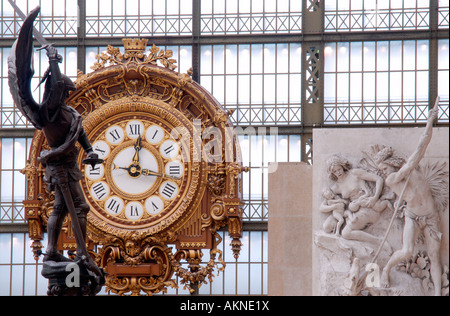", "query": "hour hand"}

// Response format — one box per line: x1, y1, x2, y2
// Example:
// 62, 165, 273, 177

132, 135, 142, 165
142, 169, 178, 180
